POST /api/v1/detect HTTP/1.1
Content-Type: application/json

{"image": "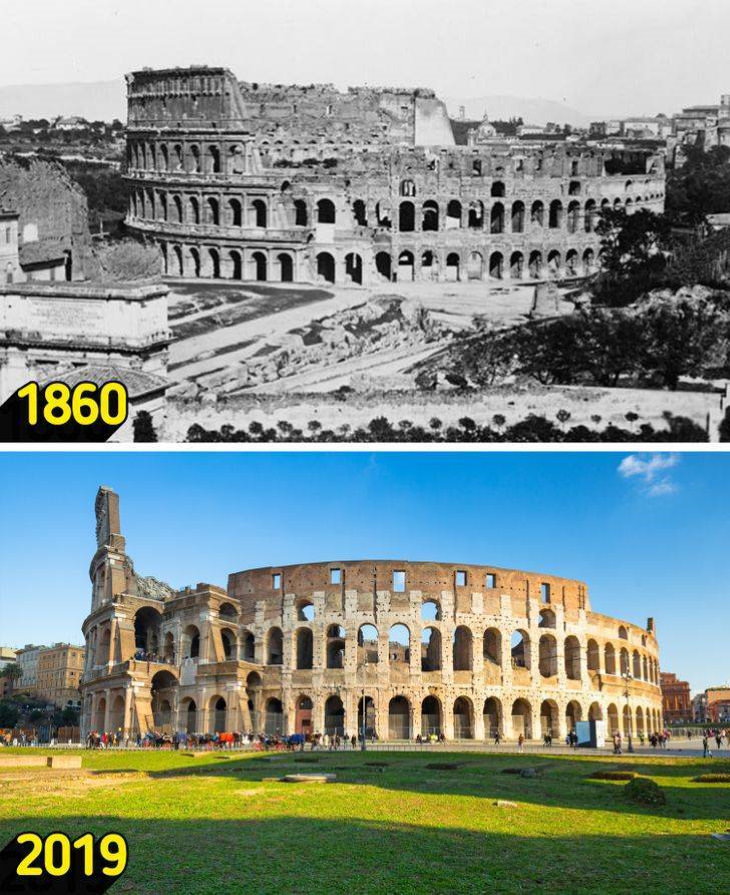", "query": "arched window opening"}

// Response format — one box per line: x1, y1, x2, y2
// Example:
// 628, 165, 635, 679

421, 627, 441, 672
